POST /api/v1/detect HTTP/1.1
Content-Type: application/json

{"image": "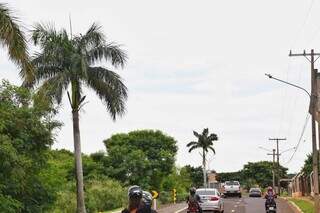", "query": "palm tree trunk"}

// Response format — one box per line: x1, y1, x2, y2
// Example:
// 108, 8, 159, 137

72, 110, 86, 213
203, 149, 207, 188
